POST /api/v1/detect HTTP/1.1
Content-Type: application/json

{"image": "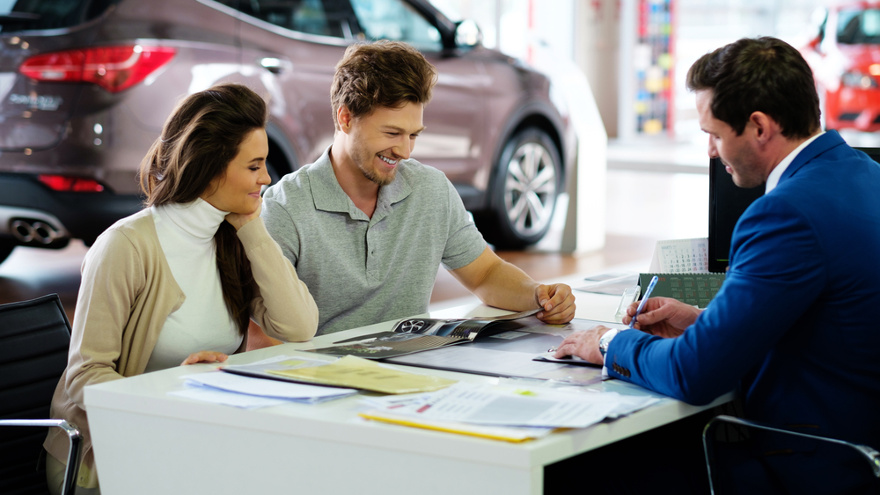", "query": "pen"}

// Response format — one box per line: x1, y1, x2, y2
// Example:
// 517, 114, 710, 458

629, 275, 658, 329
